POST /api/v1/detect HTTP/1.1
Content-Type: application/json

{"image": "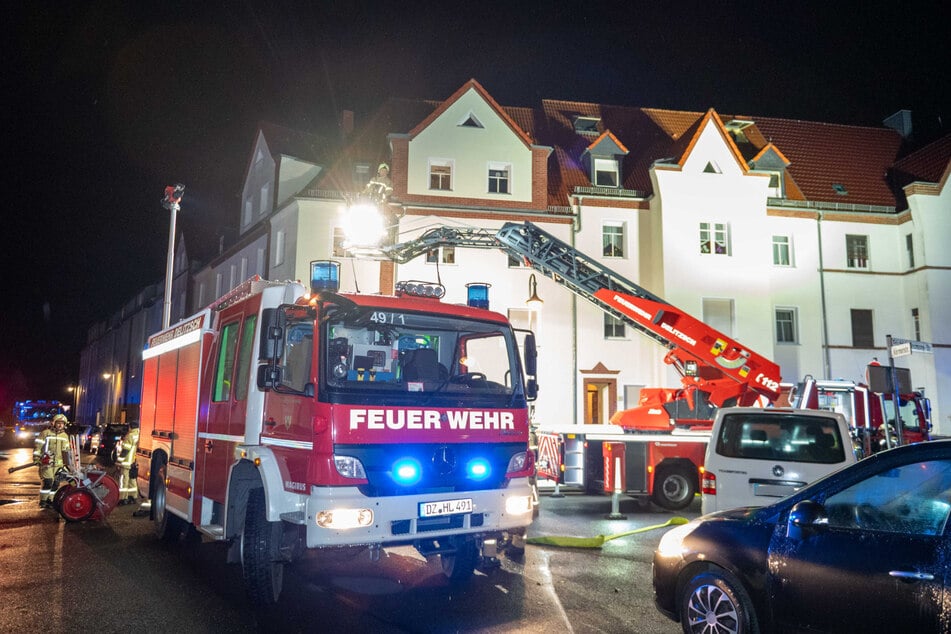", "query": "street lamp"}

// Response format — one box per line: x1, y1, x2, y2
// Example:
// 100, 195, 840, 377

526, 274, 544, 312
162, 184, 185, 329
66, 385, 78, 418
102, 372, 115, 424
